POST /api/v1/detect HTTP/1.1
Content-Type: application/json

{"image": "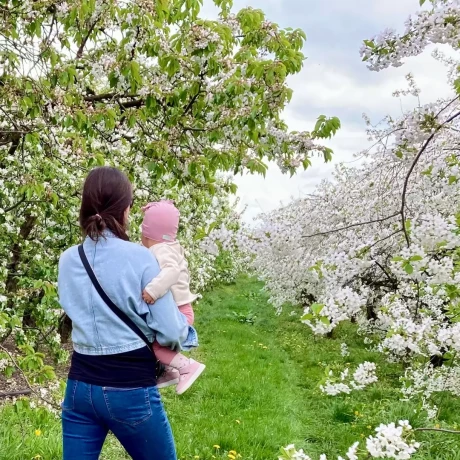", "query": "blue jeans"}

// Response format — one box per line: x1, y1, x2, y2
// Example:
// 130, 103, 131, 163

62, 379, 176, 460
